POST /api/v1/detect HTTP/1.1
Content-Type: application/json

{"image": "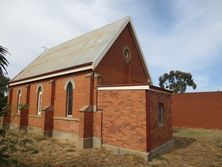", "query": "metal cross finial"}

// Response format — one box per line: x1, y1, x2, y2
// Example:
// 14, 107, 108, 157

41, 45, 48, 51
